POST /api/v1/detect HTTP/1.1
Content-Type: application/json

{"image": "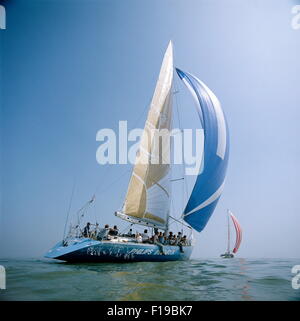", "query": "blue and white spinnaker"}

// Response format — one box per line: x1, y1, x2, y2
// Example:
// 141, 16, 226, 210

176, 68, 229, 232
